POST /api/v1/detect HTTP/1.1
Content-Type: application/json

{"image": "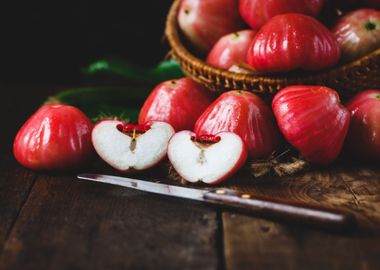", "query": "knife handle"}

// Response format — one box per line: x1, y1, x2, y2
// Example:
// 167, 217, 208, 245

203, 189, 356, 231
